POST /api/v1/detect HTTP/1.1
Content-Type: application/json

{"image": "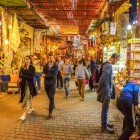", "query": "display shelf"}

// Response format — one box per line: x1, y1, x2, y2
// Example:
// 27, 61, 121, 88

126, 39, 140, 81
103, 45, 126, 77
